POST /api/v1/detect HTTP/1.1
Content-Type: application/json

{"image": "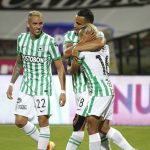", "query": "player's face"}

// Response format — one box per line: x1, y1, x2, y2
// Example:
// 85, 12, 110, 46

27, 15, 43, 39
74, 15, 88, 34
